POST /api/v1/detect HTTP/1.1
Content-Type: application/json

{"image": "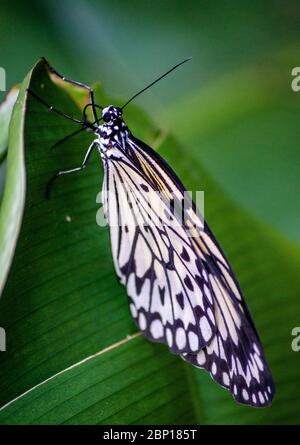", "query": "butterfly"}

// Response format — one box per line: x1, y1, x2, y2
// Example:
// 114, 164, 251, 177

29, 57, 275, 407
